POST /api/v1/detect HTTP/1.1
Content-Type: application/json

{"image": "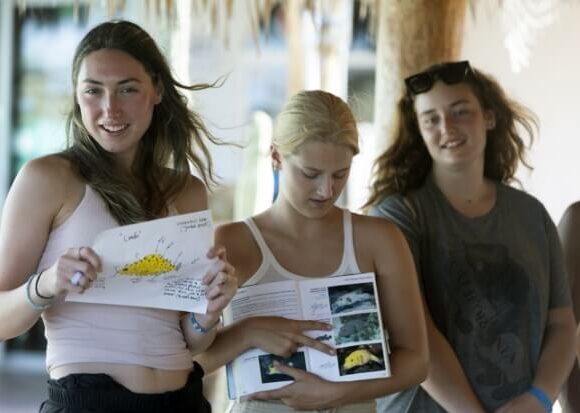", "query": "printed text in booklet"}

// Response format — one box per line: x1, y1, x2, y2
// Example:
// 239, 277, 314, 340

224, 272, 391, 399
